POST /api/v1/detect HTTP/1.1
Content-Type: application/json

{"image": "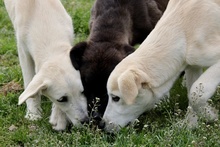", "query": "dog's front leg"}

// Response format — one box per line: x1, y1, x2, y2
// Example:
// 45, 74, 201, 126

185, 66, 203, 92
49, 103, 68, 131
186, 63, 220, 128
17, 42, 42, 120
